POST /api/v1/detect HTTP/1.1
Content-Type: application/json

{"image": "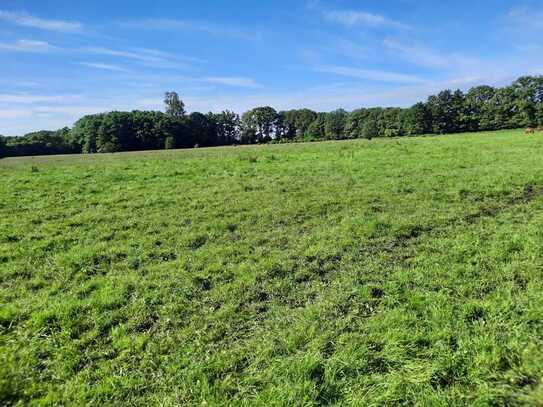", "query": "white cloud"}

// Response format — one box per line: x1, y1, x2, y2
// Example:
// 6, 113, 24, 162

334, 39, 370, 59
383, 39, 479, 70
203, 77, 260, 88
12, 80, 42, 88
0, 40, 198, 71
180, 84, 428, 113
78, 46, 197, 69
508, 7, 543, 31
0, 109, 32, 119
77, 62, 131, 73
33, 105, 109, 115
132, 47, 202, 63
81, 46, 182, 63
323, 9, 409, 30
315, 66, 426, 84
0, 106, 103, 135
121, 19, 259, 40
0, 10, 83, 33
108, 73, 260, 89
382, 38, 543, 87
0, 94, 74, 103
82, 47, 162, 62
0, 39, 54, 53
